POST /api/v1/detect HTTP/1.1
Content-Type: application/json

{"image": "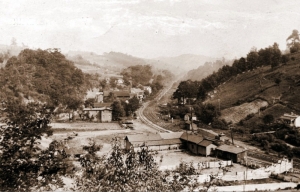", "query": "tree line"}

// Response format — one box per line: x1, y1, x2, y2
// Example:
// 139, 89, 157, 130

173, 42, 287, 103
